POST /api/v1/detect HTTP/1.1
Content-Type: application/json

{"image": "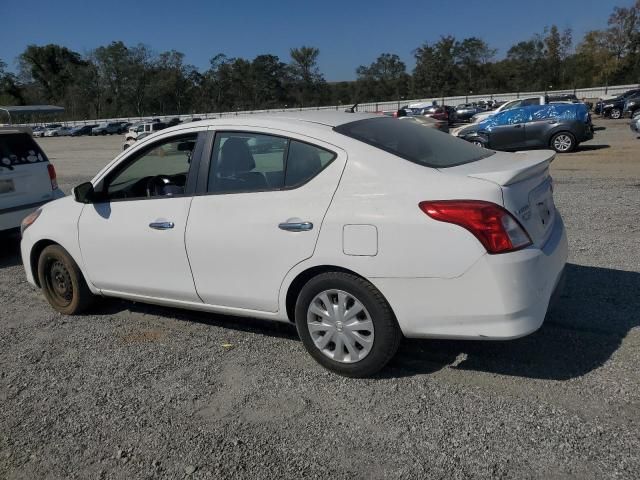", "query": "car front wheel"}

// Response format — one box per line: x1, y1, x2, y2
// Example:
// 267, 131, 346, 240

295, 272, 402, 377
551, 132, 575, 153
38, 245, 95, 315
610, 108, 622, 119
